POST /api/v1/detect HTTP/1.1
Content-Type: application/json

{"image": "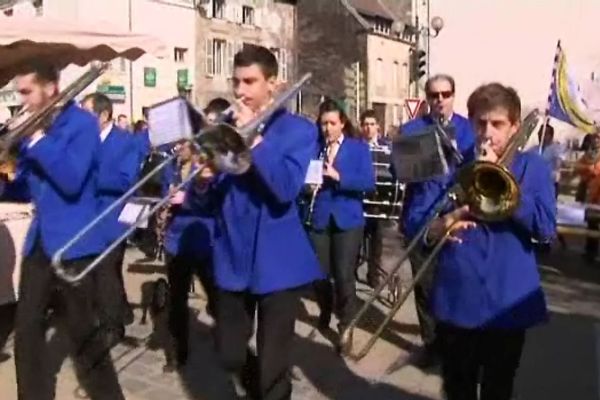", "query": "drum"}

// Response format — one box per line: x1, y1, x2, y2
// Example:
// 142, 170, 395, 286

0, 203, 33, 305
364, 145, 404, 220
